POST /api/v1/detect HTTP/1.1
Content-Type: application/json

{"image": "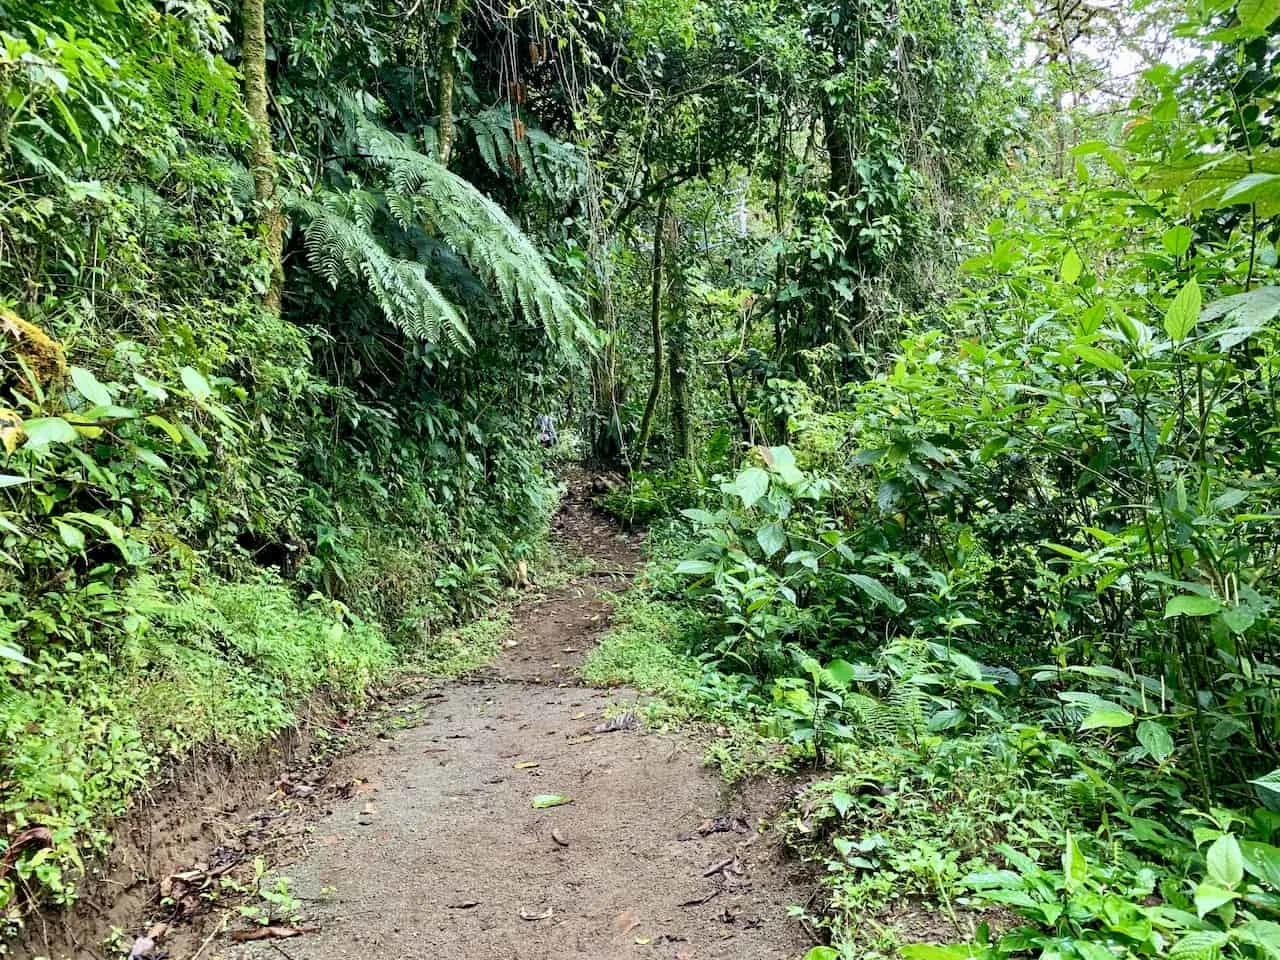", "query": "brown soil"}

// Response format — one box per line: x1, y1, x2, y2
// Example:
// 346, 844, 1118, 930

20, 477, 814, 960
